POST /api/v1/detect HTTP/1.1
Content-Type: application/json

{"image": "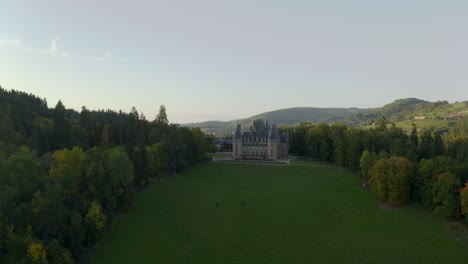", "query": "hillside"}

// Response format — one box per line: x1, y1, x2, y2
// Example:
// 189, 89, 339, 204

184, 98, 468, 135
367, 99, 468, 131
184, 107, 372, 135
